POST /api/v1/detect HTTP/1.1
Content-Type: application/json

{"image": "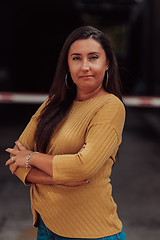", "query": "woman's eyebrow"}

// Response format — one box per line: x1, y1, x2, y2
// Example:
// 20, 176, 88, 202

71, 52, 100, 56
88, 52, 100, 55
71, 53, 81, 56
